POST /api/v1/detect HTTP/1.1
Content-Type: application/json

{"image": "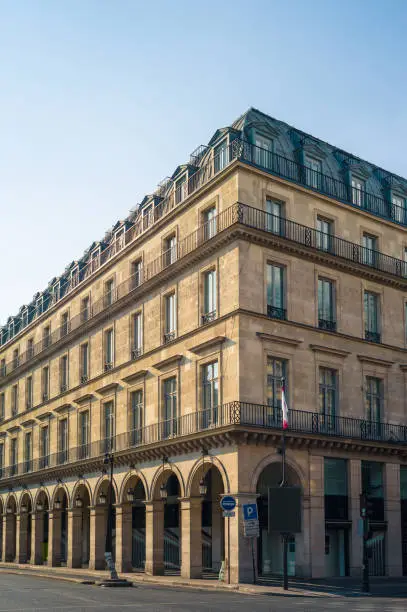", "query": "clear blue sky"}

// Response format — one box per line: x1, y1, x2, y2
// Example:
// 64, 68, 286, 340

1, 0, 406, 325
